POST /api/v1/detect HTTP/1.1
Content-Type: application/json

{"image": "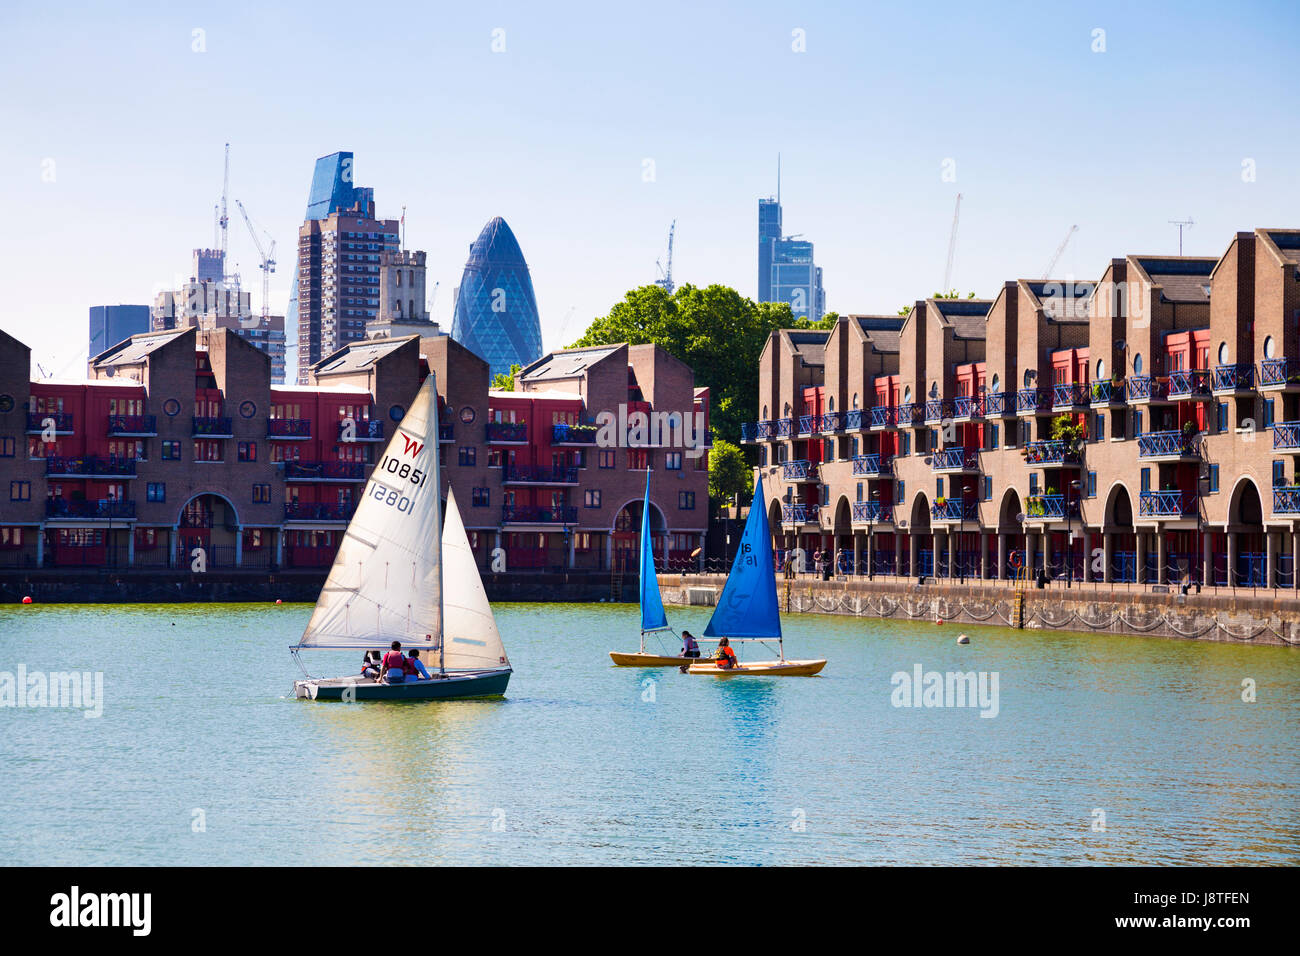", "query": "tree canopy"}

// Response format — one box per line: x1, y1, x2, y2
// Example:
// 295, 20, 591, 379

489, 363, 521, 392
570, 283, 835, 441
707, 437, 753, 506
